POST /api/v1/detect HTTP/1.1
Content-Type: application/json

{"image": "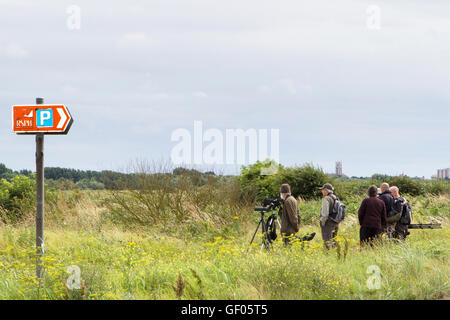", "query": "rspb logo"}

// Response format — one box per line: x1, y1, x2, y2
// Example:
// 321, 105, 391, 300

14, 108, 34, 128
